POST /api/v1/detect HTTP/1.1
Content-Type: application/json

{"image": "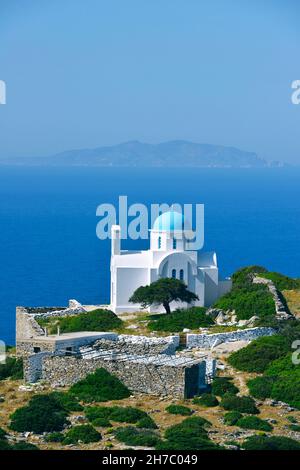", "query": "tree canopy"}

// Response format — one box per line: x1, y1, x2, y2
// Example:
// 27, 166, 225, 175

129, 278, 198, 314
